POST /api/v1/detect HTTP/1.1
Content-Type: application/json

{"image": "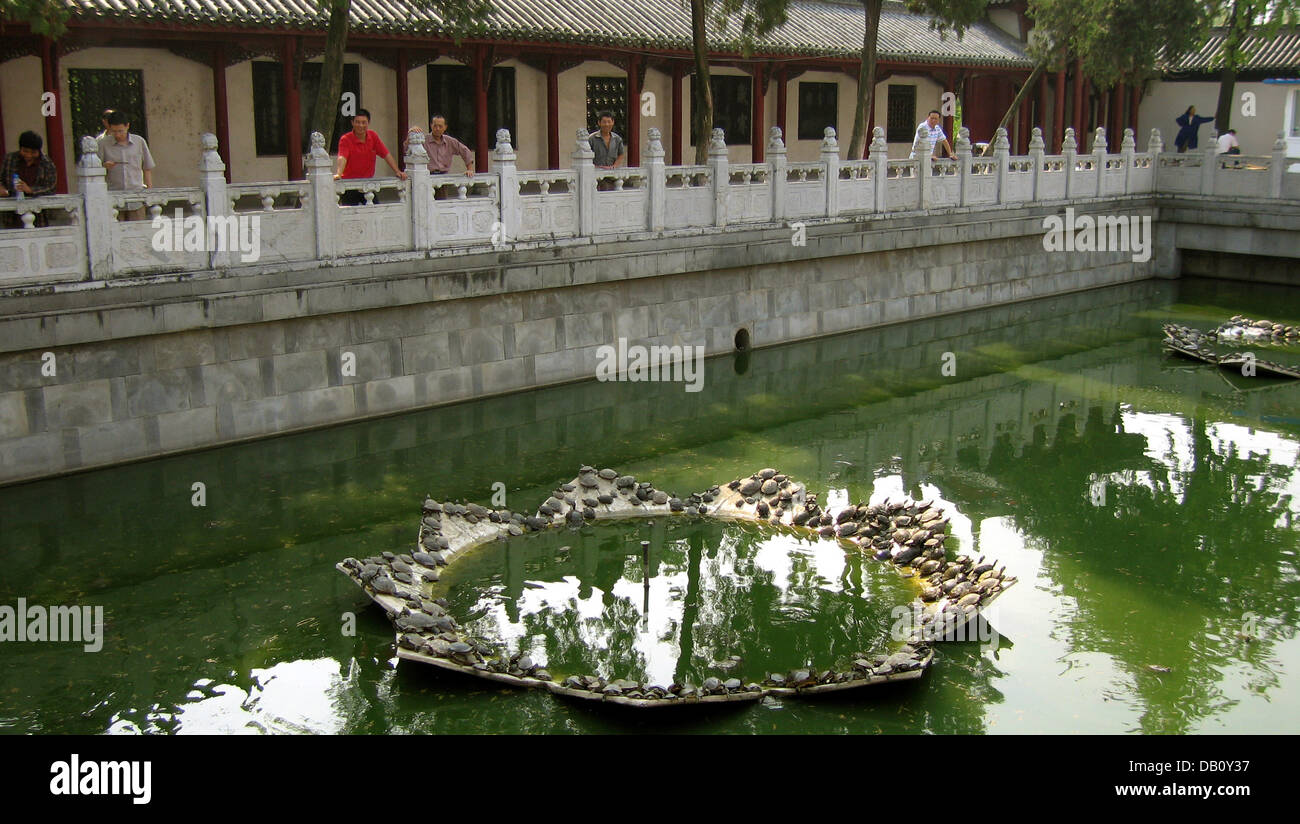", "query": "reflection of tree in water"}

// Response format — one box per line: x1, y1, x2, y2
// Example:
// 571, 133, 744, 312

974, 401, 1298, 733
452, 519, 918, 688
